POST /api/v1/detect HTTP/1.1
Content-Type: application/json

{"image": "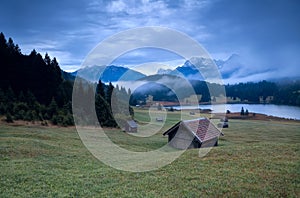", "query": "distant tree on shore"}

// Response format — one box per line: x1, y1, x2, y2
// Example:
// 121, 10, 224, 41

5, 113, 13, 123
245, 109, 249, 116
240, 107, 245, 116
